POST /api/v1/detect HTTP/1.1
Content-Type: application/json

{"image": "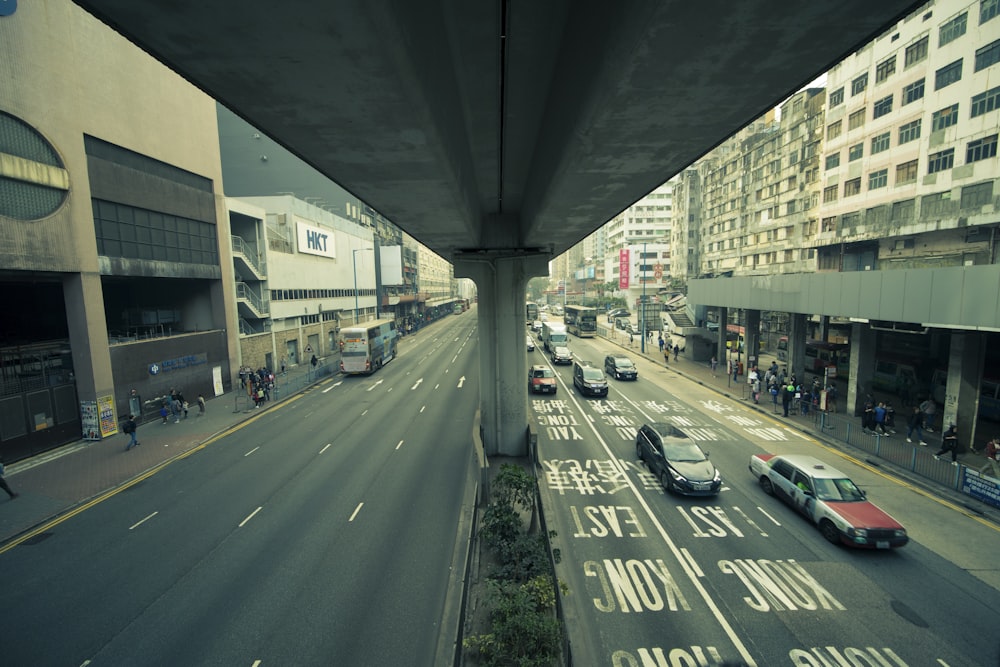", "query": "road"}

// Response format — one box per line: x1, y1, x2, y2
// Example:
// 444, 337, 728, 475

531, 328, 1000, 667
1, 314, 481, 666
